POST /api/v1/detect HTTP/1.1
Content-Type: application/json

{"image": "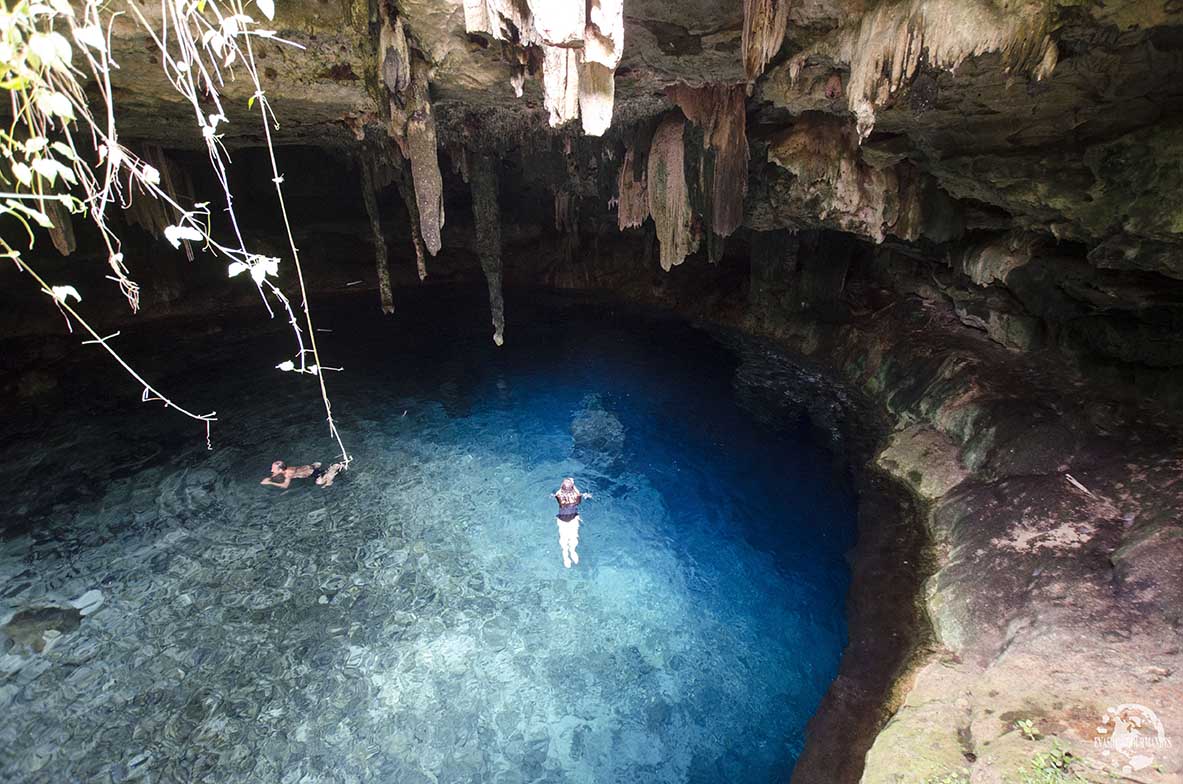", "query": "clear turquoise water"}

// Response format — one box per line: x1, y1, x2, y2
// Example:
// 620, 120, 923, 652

0, 291, 857, 783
